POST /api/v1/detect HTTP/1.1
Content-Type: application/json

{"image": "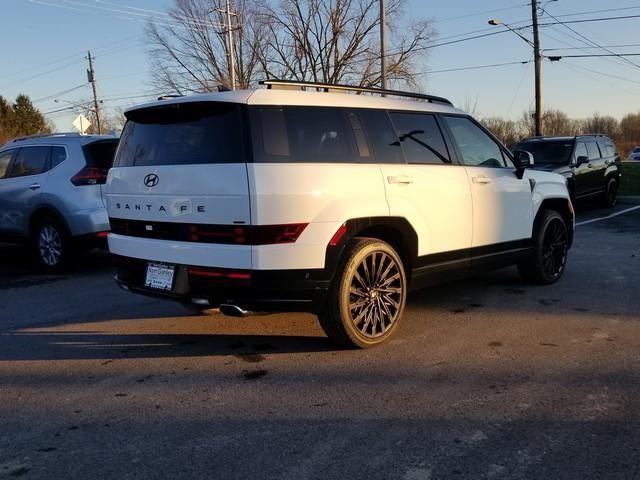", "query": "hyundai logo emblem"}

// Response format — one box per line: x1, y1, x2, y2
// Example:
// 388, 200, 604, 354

143, 174, 159, 187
